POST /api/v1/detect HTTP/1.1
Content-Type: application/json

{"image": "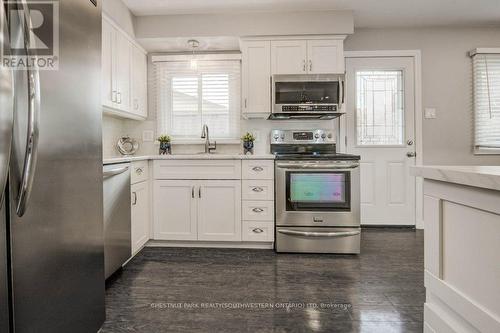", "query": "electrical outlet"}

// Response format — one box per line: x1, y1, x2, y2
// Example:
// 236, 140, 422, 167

142, 130, 154, 142
424, 108, 437, 119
